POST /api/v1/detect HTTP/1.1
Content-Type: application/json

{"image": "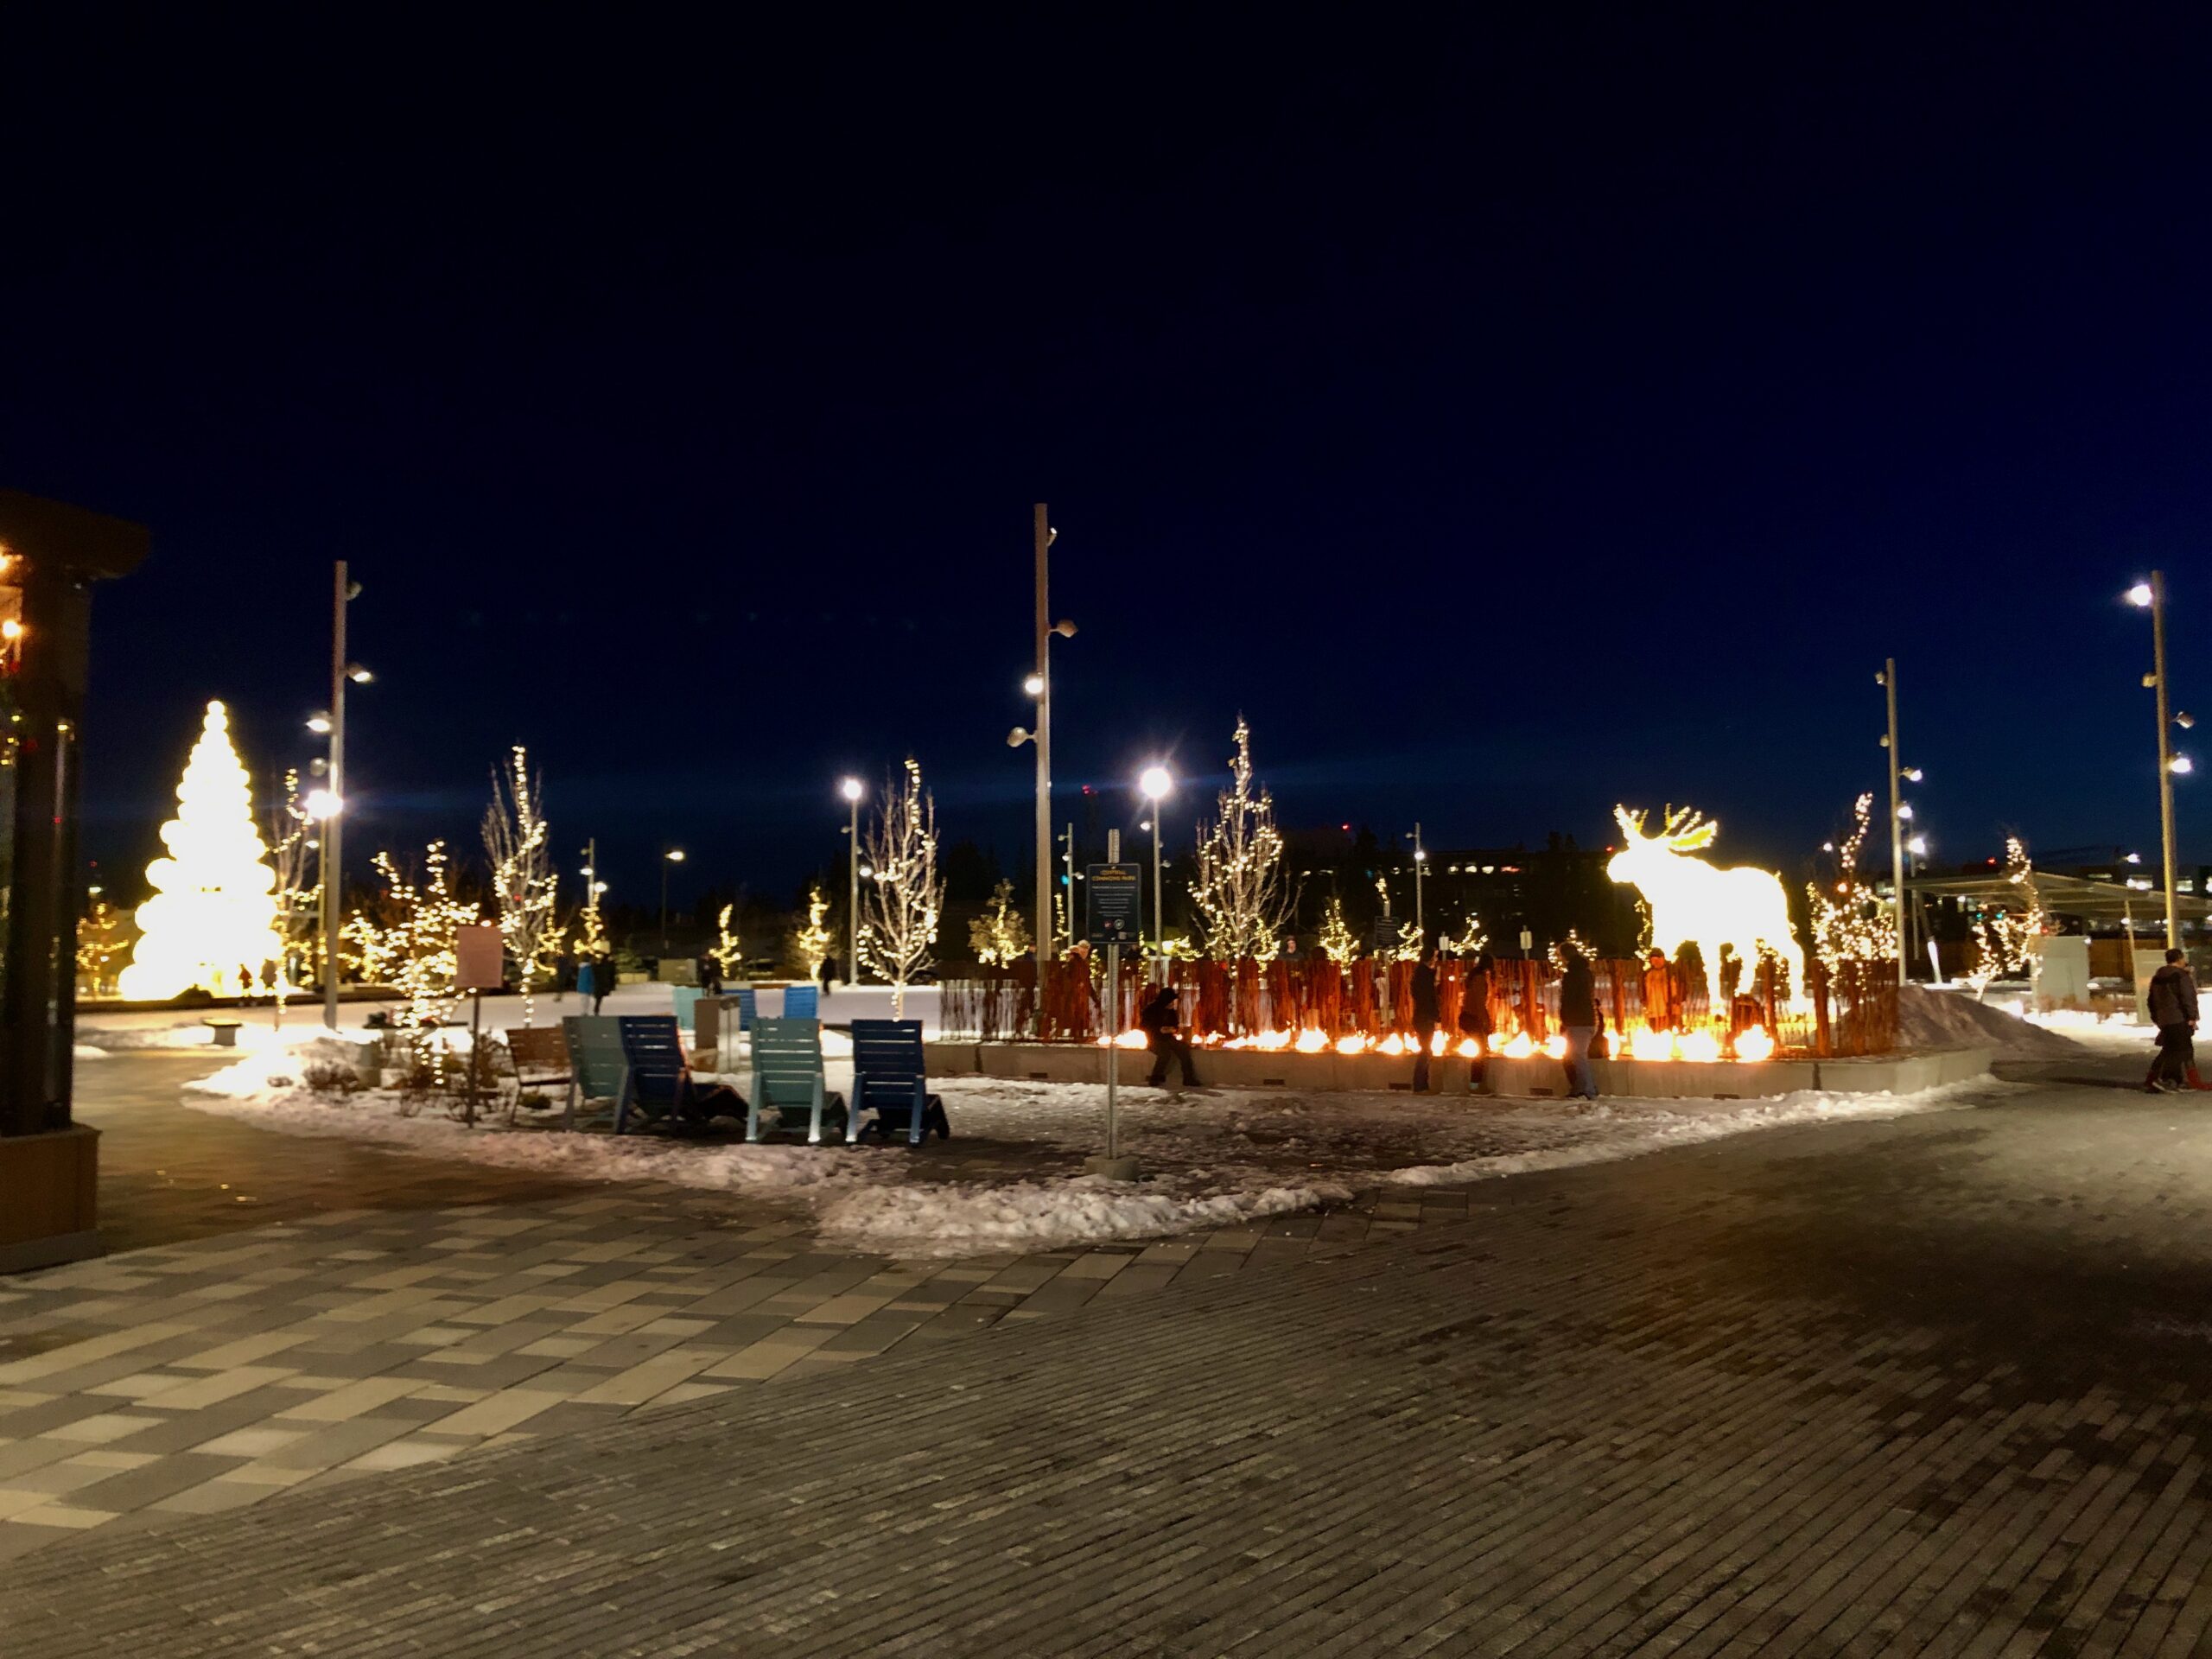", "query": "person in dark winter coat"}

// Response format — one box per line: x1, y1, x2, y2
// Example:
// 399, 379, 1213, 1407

1409, 944, 1440, 1093
1139, 984, 1199, 1092
1557, 944, 1600, 1102
1459, 950, 1496, 1094
697, 956, 723, 996
593, 954, 616, 1014
2146, 949, 2199, 1092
